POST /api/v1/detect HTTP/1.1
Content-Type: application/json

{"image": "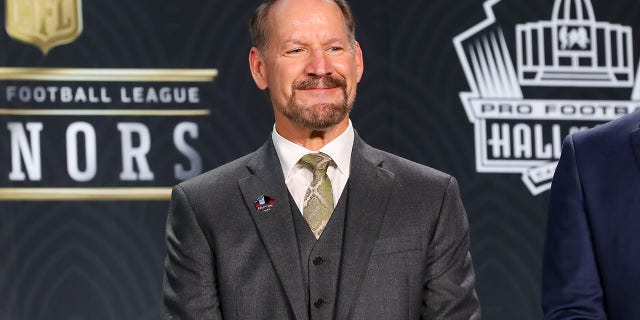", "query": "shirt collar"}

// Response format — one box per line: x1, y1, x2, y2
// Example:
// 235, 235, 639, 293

272, 120, 354, 178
